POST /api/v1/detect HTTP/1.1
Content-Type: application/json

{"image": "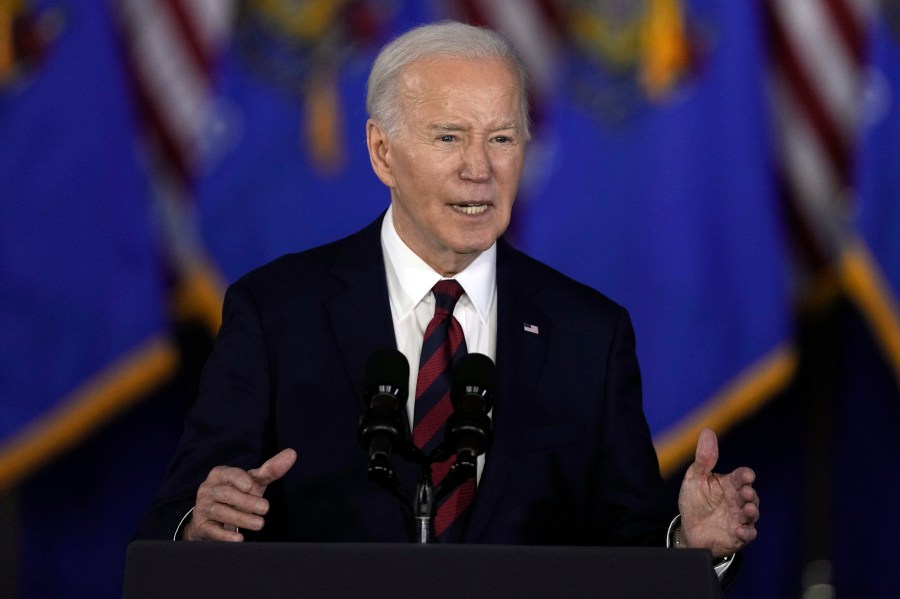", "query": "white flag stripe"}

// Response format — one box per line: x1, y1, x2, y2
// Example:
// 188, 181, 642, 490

765, 0, 877, 271
120, 0, 212, 169
771, 0, 862, 138
180, 0, 236, 53
771, 71, 848, 253
150, 156, 205, 271
114, 0, 235, 285
477, 0, 560, 92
